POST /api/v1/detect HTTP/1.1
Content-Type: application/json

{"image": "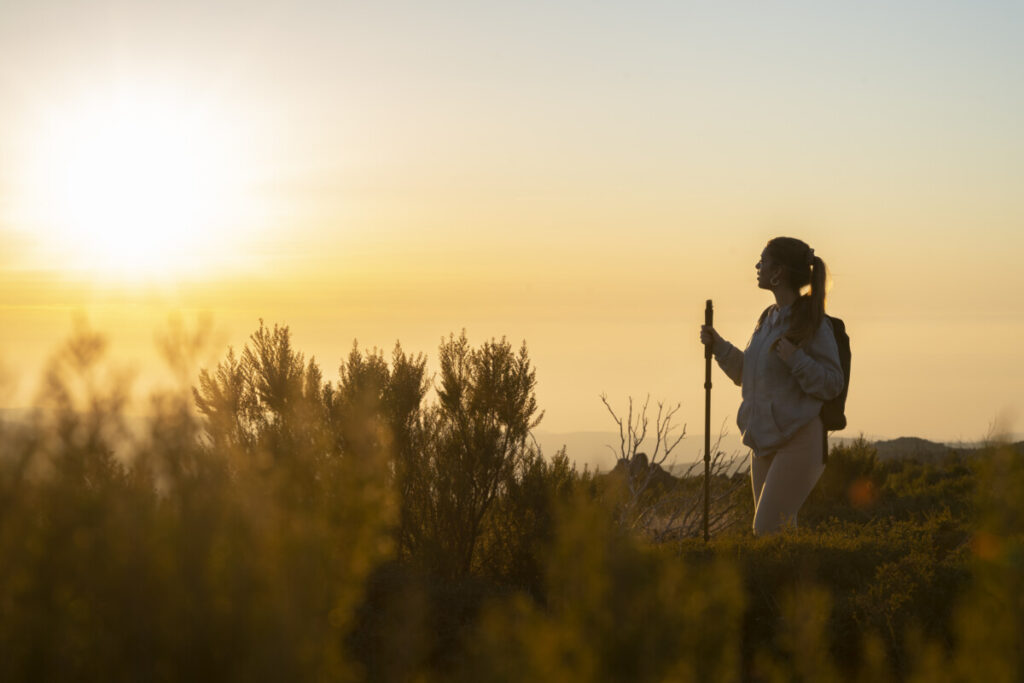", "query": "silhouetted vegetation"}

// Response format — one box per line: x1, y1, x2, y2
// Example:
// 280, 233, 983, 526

0, 320, 1020, 681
